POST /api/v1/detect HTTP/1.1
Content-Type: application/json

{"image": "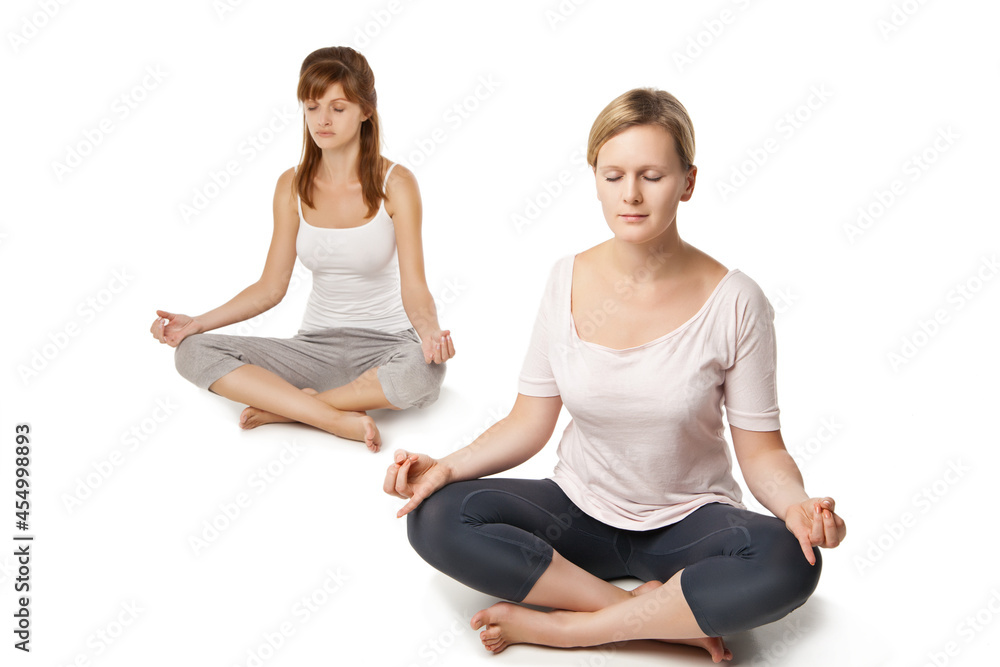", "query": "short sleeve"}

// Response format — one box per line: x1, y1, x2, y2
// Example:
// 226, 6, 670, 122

516, 260, 563, 397
723, 278, 780, 431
